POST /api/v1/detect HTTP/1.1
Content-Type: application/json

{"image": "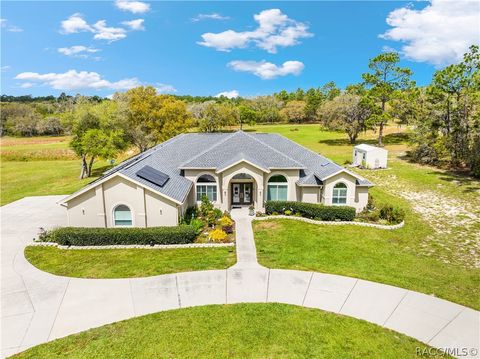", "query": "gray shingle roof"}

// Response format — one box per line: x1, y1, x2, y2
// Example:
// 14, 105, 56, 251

76, 131, 372, 204
180, 131, 303, 170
